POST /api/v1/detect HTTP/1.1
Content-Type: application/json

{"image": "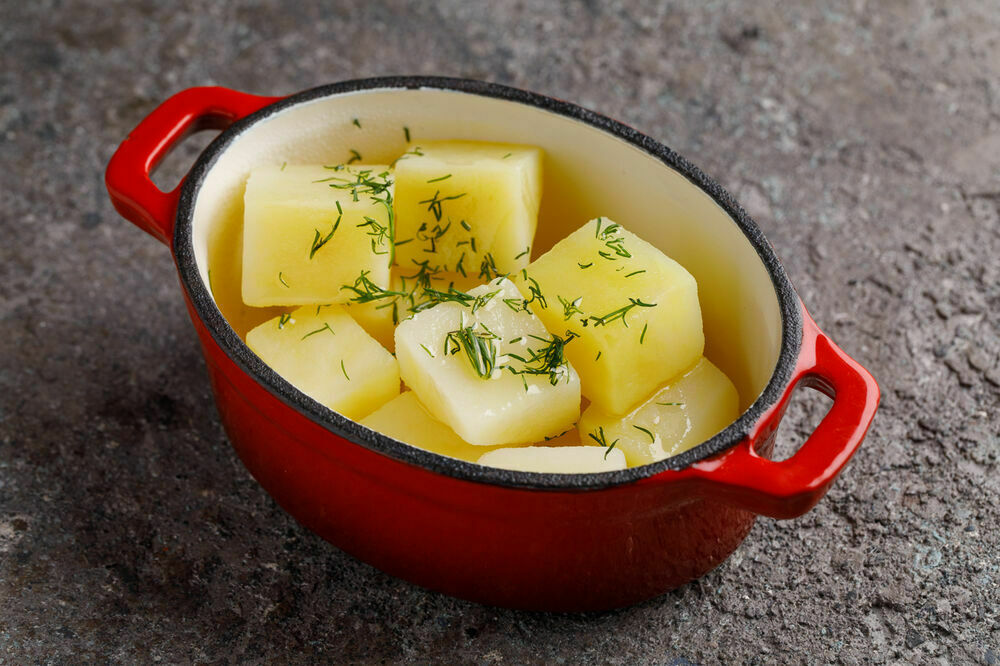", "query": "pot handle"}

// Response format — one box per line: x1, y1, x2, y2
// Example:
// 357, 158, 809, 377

675, 306, 879, 519
105, 86, 281, 246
